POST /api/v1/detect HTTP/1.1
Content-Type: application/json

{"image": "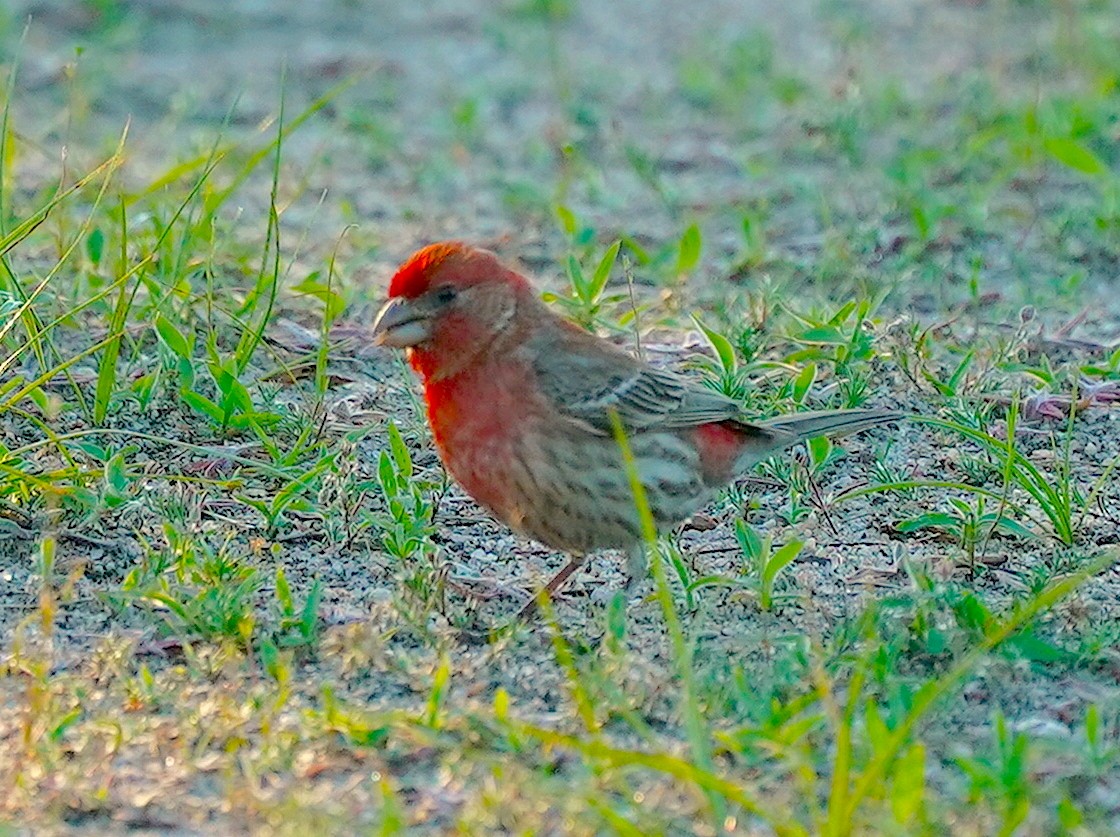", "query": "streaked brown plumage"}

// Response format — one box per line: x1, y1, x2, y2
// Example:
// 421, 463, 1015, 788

373, 242, 901, 617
